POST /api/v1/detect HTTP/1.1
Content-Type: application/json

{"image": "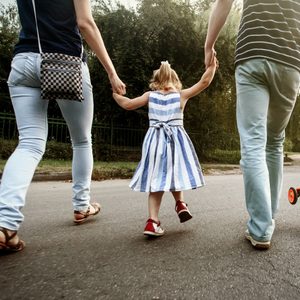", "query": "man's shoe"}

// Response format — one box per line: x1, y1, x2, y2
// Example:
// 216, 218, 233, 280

245, 230, 271, 250
143, 219, 165, 237
175, 201, 193, 223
